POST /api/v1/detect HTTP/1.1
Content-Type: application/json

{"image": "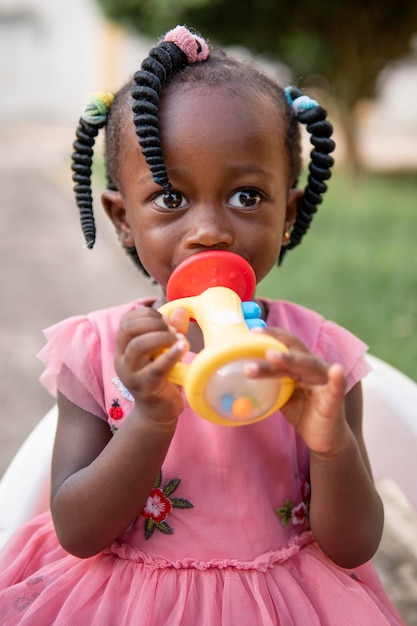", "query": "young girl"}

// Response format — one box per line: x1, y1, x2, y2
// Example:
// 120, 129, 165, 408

0, 26, 405, 625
